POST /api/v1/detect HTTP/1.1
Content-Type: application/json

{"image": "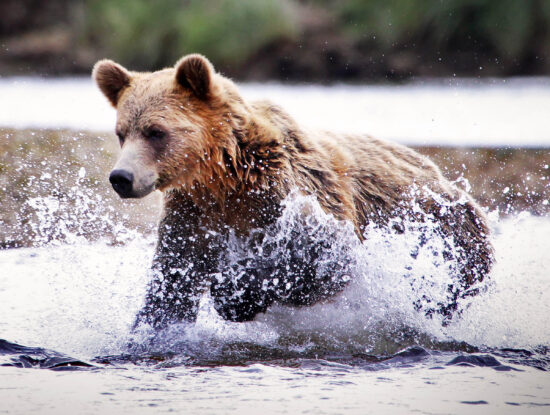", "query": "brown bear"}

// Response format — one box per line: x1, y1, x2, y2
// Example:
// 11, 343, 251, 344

93, 54, 493, 328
